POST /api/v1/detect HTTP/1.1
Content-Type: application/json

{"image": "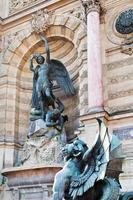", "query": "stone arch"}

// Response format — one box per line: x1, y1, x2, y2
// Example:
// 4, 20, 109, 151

3, 14, 87, 67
